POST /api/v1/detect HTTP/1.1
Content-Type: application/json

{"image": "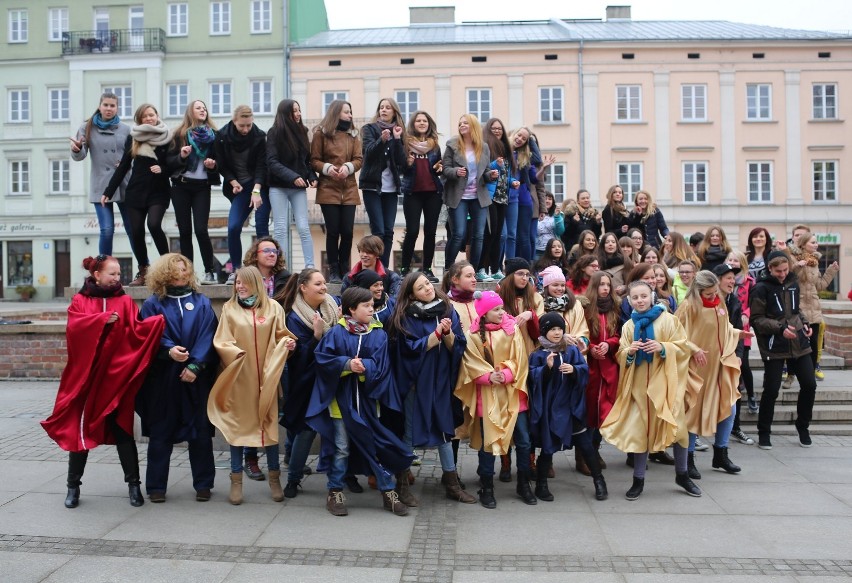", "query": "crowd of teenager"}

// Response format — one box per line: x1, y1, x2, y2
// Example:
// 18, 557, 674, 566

55, 93, 839, 515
